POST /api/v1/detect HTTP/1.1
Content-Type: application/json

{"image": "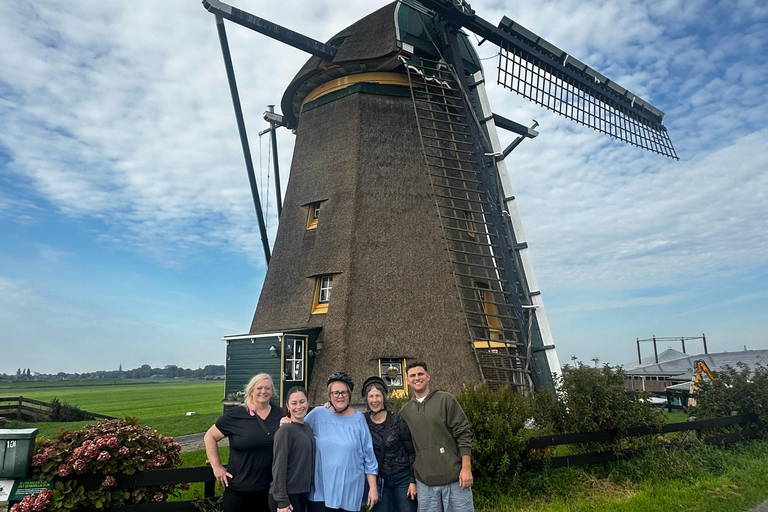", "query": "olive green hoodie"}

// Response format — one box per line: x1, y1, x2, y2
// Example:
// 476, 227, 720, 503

399, 389, 472, 486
